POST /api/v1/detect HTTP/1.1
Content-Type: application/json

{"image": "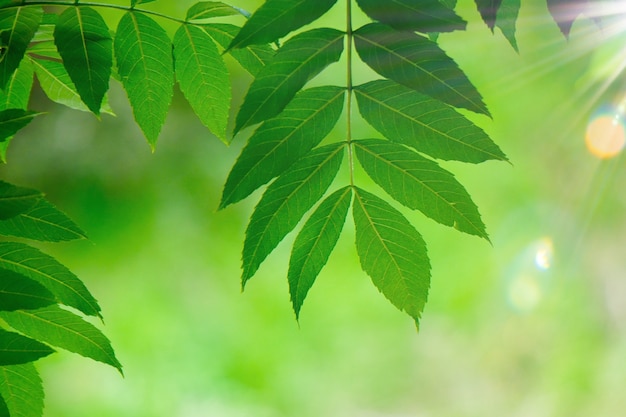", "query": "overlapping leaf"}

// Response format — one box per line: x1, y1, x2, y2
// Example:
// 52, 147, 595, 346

0, 109, 39, 144
0, 181, 41, 220
186, 1, 241, 20
222, 86, 345, 208
0, 269, 56, 311
0, 363, 43, 417
354, 139, 488, 239
353, 187, 430, 326
0, 329, 54, 366
0, 59, 32, 161
242, 142, 345, 286
354, 80, 506, 163
0, 6, 42, 89
354, 23, 490, 116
